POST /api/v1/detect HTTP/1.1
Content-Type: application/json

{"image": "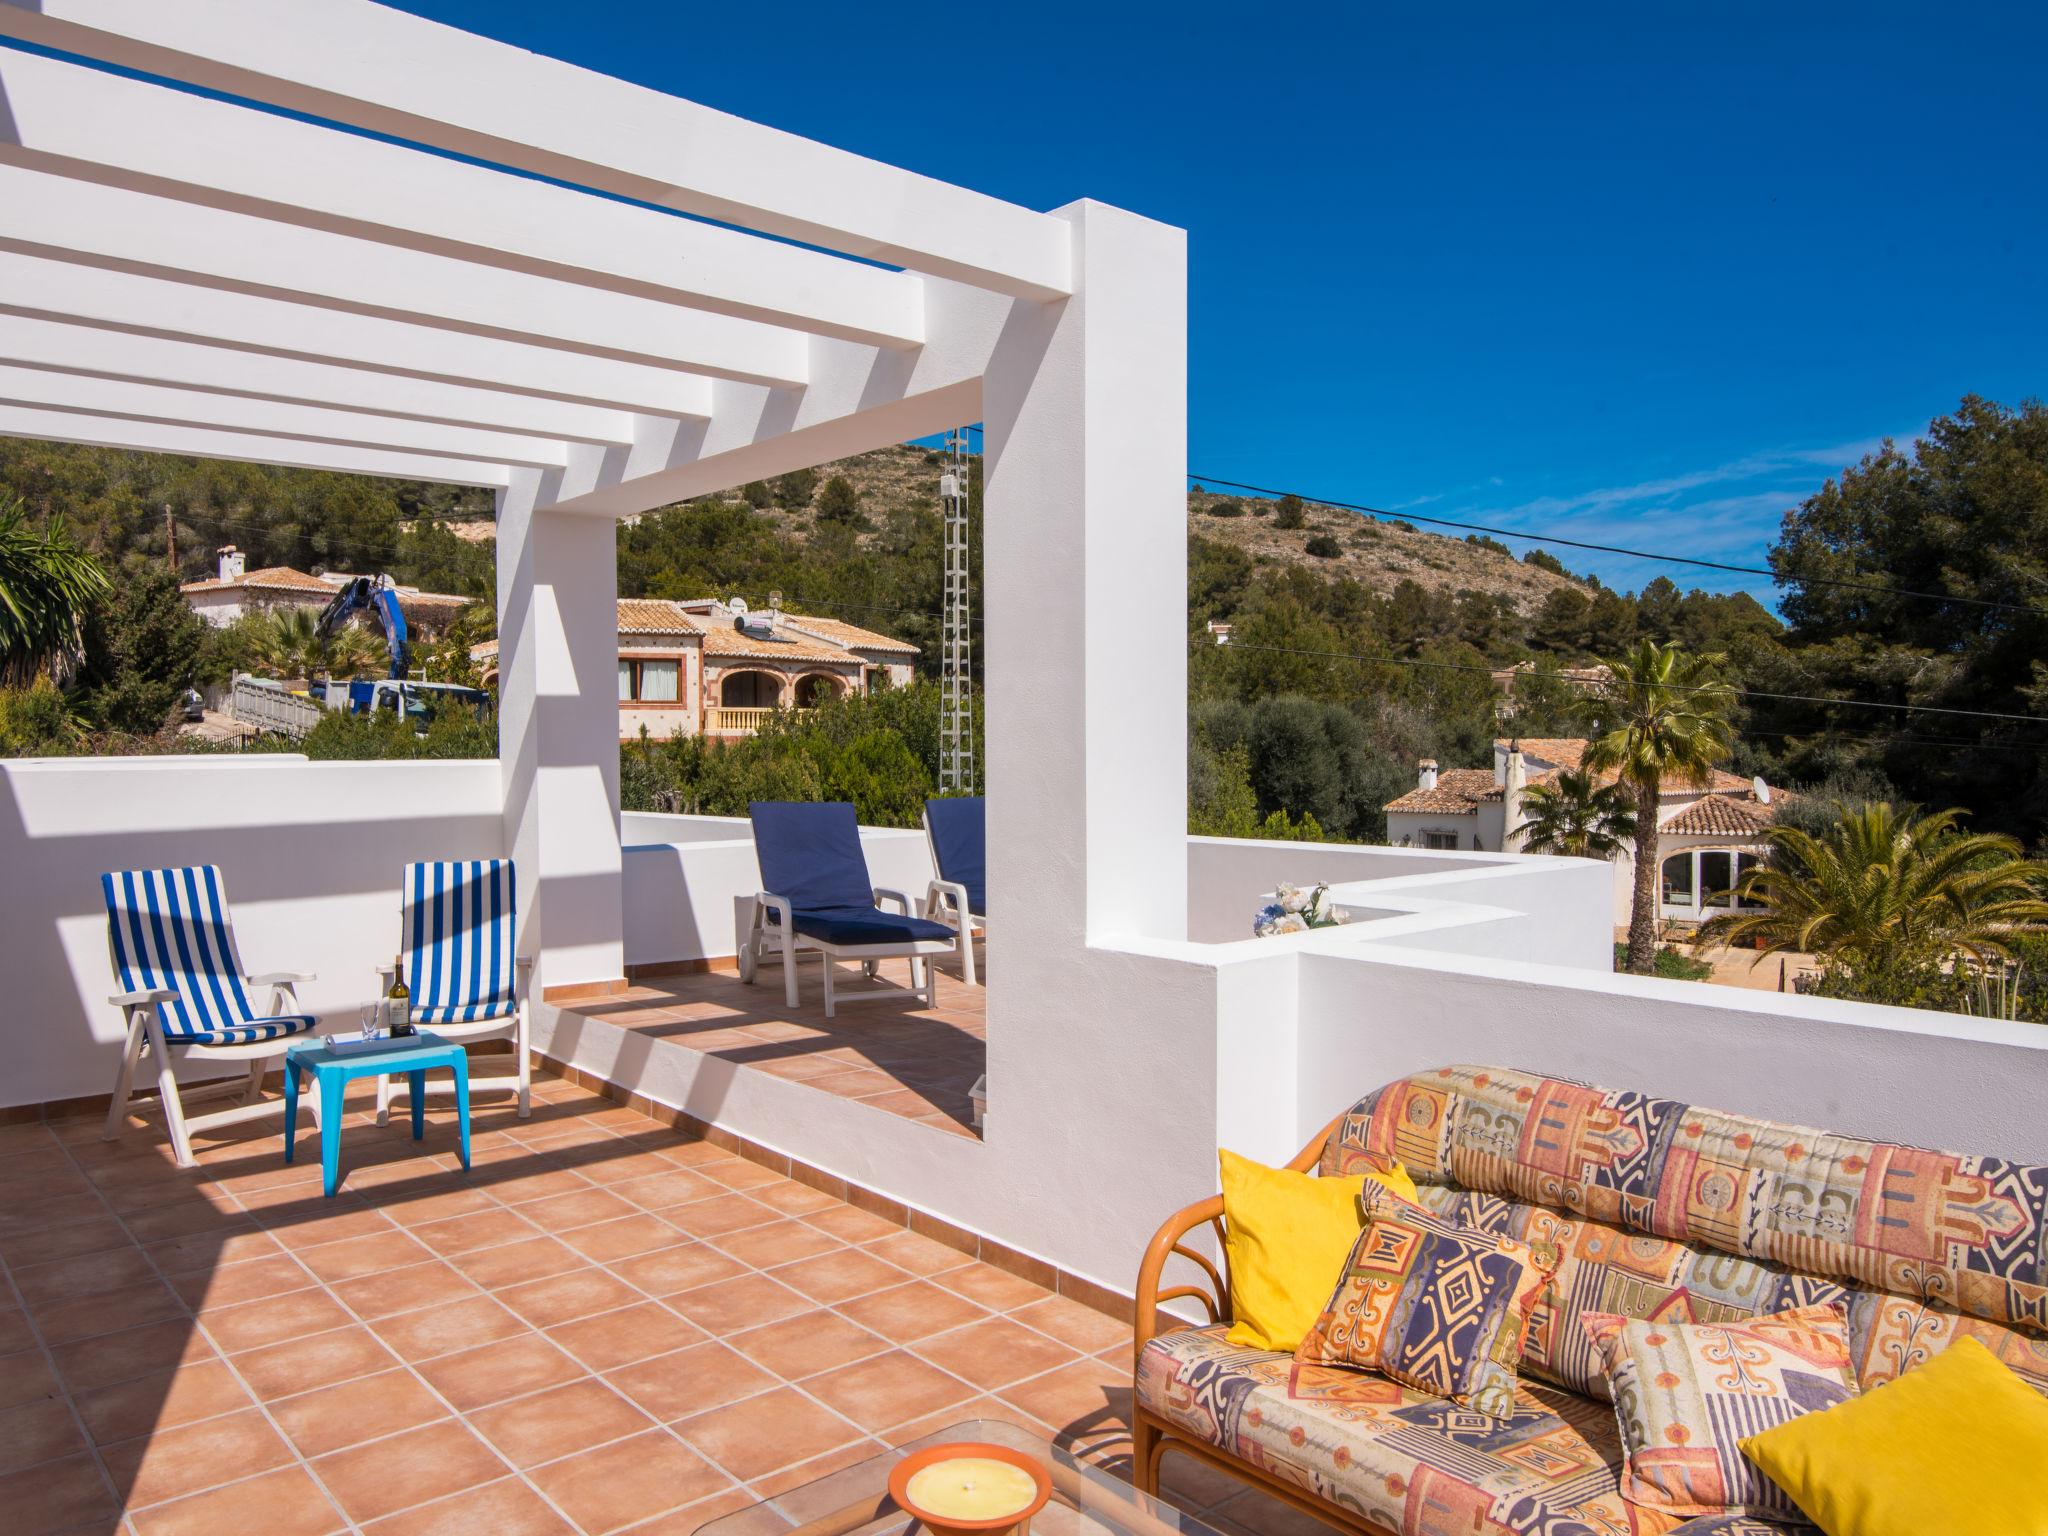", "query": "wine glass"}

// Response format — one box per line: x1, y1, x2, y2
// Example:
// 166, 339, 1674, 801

357, 1003, 381, 1043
